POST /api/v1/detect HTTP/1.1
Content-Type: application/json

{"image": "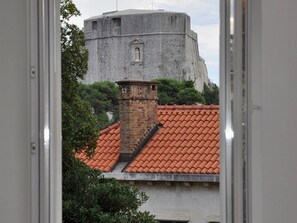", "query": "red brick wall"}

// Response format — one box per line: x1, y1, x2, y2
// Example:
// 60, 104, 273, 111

117, 80, 158, 154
